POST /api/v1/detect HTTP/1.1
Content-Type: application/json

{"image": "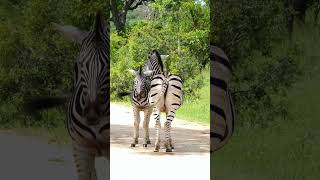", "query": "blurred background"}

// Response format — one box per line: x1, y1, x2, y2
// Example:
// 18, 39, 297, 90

211, 0, 320, 179
0, 0, 110, 141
